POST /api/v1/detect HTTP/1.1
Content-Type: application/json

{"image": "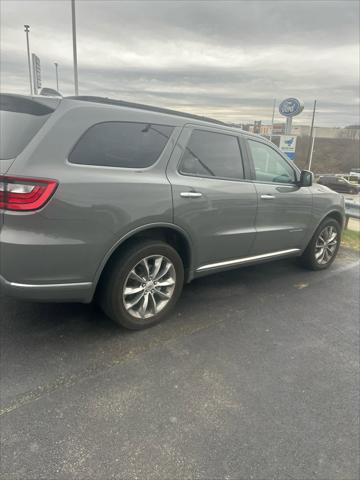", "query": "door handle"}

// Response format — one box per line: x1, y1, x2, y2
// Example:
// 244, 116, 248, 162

180, 192, 203, 198
260, 194, 276, 199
